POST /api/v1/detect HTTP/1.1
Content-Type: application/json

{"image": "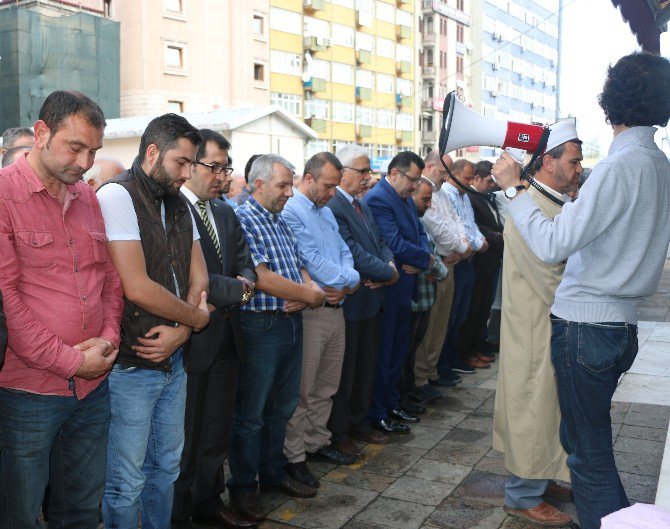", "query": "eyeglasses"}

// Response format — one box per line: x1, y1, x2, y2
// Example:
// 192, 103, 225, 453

396, 169, 421, 185
343, 166, 372, 176
192, 161, 234, 176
